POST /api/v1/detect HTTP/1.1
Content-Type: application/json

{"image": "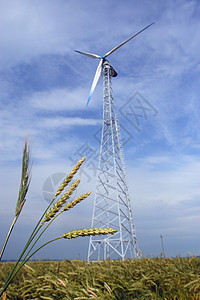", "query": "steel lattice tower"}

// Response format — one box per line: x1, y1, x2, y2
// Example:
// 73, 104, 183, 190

87, 60, 138, 261
75, 22, 154, 261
